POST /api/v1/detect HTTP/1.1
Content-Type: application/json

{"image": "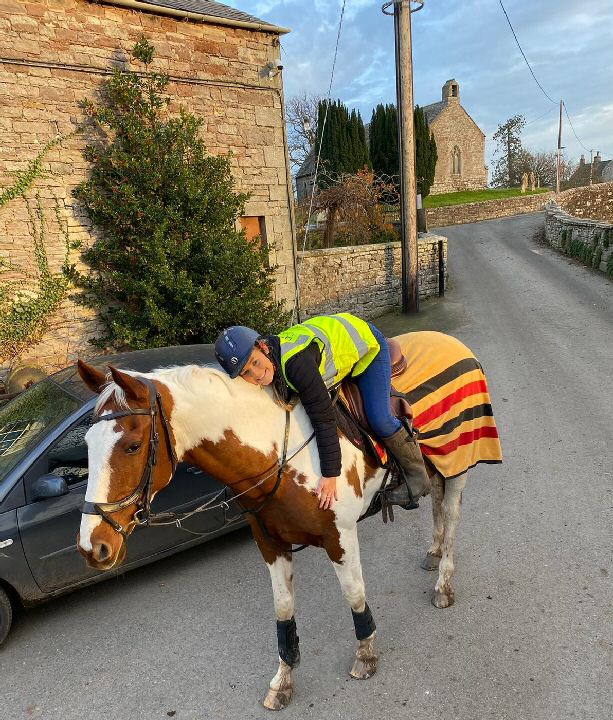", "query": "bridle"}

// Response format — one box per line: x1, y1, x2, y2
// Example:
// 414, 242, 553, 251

81, 378, 178, 540
81, 376, 316, 545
